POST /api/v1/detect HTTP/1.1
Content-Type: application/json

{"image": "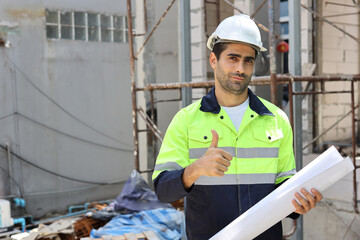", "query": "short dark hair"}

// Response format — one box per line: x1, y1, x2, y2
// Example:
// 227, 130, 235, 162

212, 43, 228, 60
212, 42, 258, 59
